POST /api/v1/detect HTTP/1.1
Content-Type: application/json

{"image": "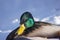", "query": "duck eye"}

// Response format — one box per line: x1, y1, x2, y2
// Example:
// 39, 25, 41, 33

25, 18, 34, 28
